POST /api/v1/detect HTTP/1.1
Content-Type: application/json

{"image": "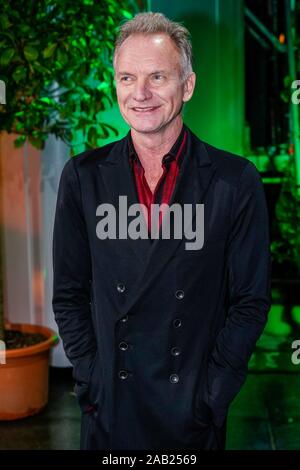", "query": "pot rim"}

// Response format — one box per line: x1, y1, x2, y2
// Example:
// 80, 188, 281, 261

3, 322, 58, 358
